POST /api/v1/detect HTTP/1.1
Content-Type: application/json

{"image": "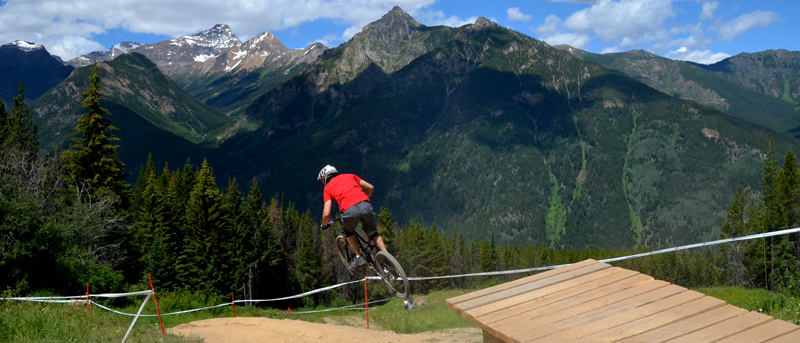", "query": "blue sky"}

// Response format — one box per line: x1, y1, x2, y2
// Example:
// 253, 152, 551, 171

0, 0, 796, 64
